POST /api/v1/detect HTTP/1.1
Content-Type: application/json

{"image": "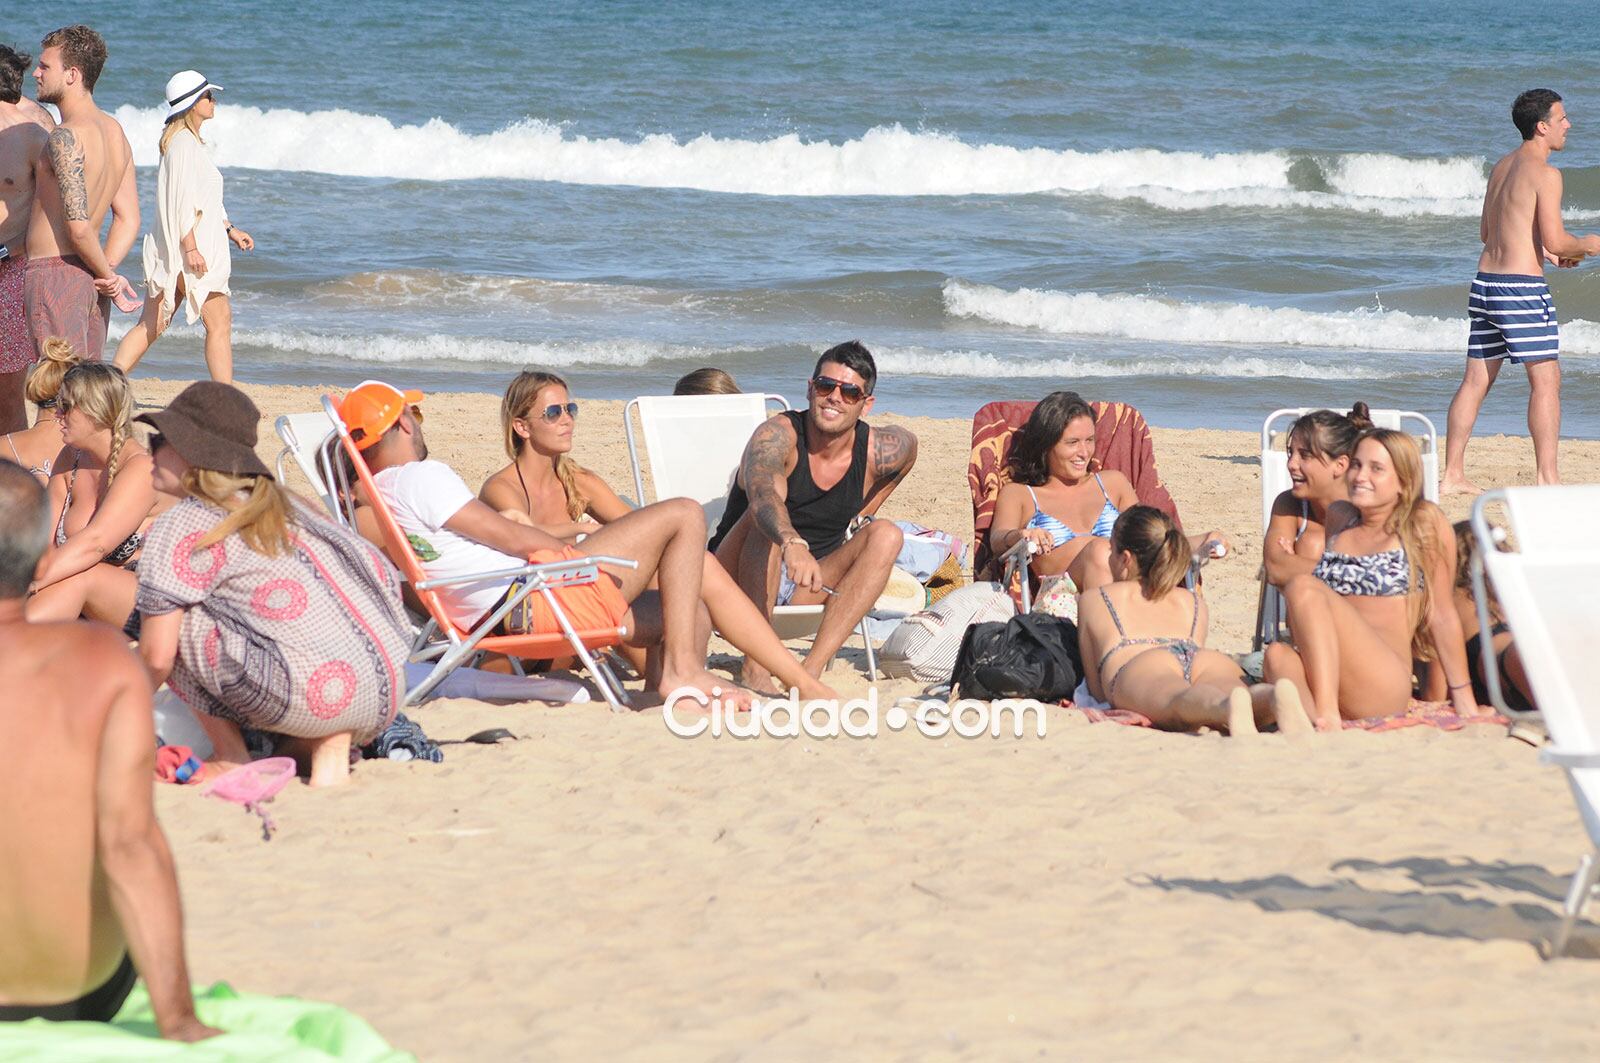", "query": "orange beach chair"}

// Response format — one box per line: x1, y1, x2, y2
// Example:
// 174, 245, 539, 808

321, 395, 637, 711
